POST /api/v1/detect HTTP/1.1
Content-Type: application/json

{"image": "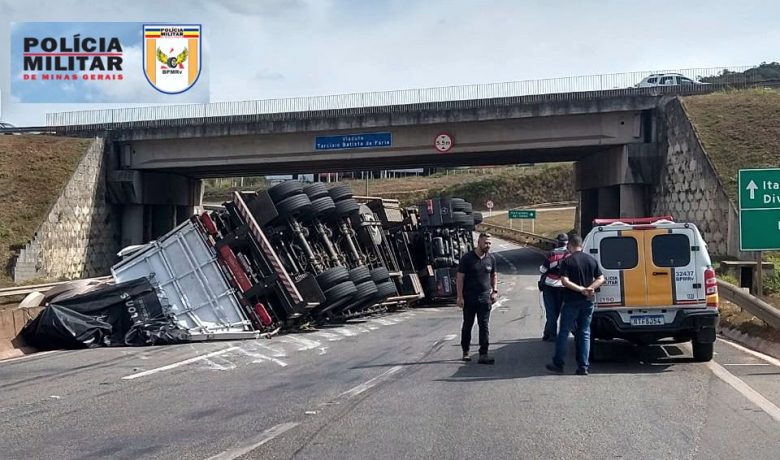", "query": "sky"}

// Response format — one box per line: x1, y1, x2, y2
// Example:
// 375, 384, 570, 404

0, 0, 778, 126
